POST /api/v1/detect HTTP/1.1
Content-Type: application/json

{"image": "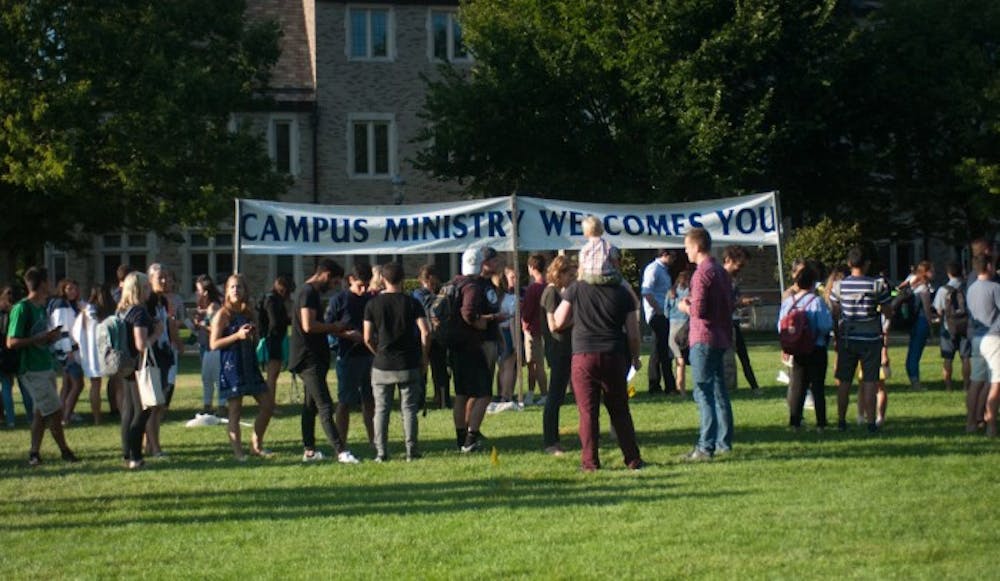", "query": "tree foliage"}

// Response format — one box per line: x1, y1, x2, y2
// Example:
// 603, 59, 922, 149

417, 0, 1000, 240
782, 217, 861, 279
0, 0, 286, 269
